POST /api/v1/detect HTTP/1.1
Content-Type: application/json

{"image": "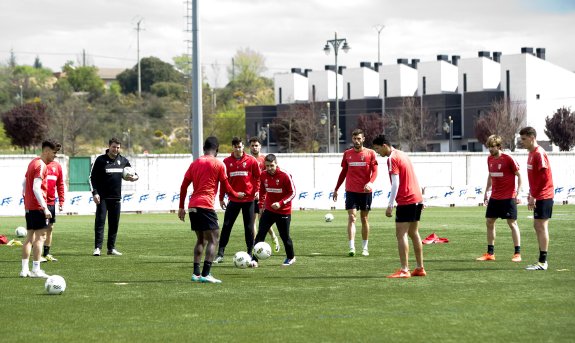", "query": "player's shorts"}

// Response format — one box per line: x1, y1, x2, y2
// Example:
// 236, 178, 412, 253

395, 203, 424, 223
345, 192, 372, 211
47, 205, 56, 224
25, 210, 49, 230
188, 207, 219, 231
533, 199, 553, 220
485, 198, 517, 220
253, 200, 261, 214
